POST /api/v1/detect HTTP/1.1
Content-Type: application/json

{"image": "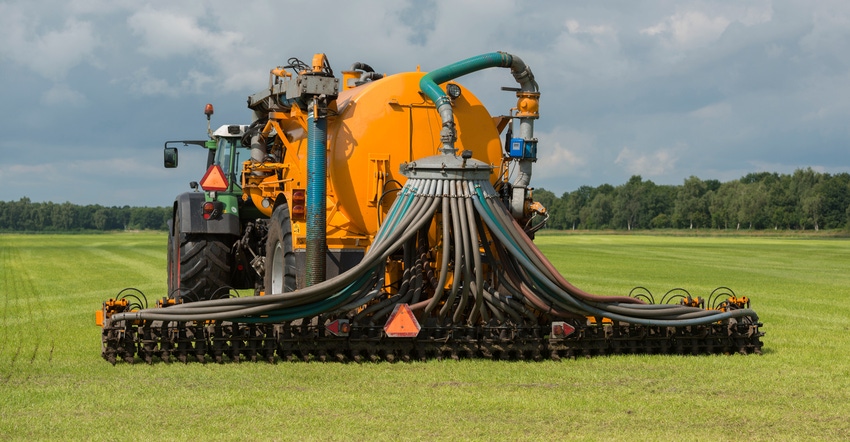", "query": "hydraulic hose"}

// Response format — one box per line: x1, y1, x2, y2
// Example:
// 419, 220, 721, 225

112, 192, 440, 324
424, 193, 452, 314
469, 179, 760, 326
452, 180, 472, 324
440, 180, 463, 319
483, 183, 643, 305
462, 181, 484, 324
306, 101, 327, 287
